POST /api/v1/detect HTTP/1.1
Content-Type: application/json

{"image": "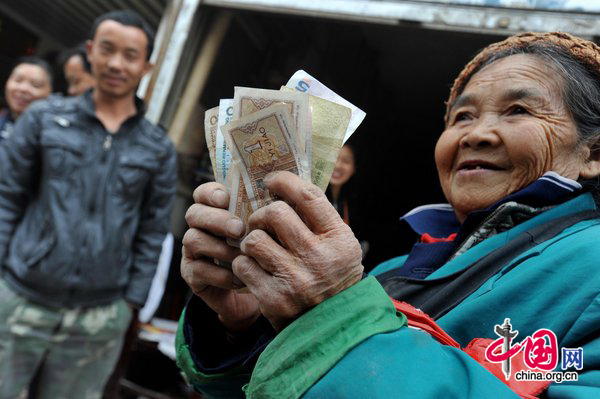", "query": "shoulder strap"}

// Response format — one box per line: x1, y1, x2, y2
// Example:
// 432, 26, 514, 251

377, 210, 599, 320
